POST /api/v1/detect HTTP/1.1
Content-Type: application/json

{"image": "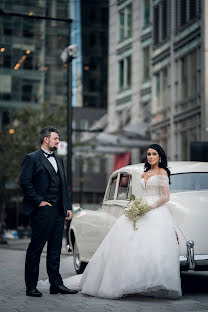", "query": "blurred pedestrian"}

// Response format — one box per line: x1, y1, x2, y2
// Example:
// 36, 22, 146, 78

20, 126, 78, 297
